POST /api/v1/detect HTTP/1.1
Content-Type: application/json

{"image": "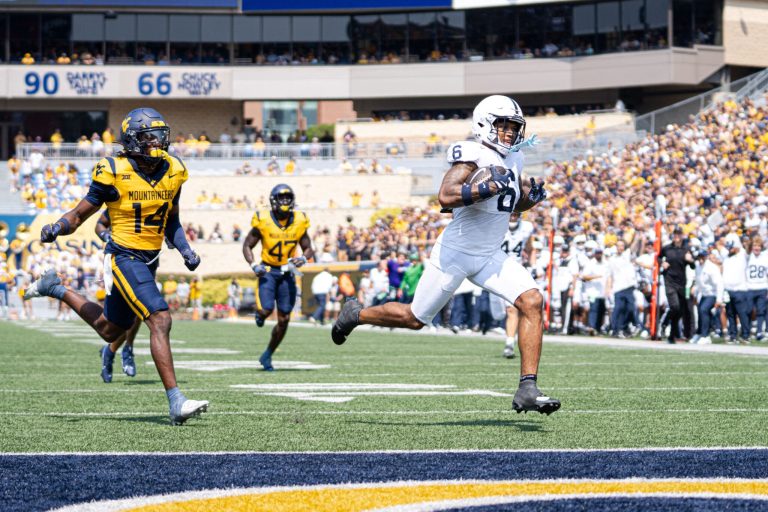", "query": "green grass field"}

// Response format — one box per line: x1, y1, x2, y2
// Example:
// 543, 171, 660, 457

1, 319, 767, 453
